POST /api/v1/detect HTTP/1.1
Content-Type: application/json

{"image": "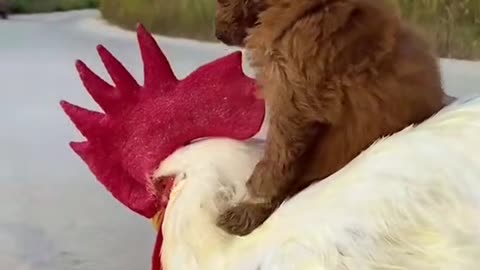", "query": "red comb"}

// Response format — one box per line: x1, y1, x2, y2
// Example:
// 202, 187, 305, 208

61, 25, 265, 218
